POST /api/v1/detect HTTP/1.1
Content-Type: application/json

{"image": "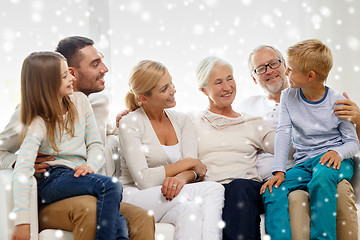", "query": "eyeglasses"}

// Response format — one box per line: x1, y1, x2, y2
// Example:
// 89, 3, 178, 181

253, 59, 283, 75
